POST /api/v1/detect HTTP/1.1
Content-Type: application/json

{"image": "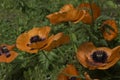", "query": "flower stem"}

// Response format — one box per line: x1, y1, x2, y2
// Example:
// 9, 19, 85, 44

42, 50, 51, 62
88, 0, 95, 26
42, 50, 56, 68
